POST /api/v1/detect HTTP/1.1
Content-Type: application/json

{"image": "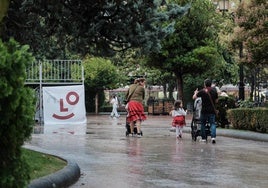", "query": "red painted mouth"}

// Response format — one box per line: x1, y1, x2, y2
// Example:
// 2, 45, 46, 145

52, 113, 75, 120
